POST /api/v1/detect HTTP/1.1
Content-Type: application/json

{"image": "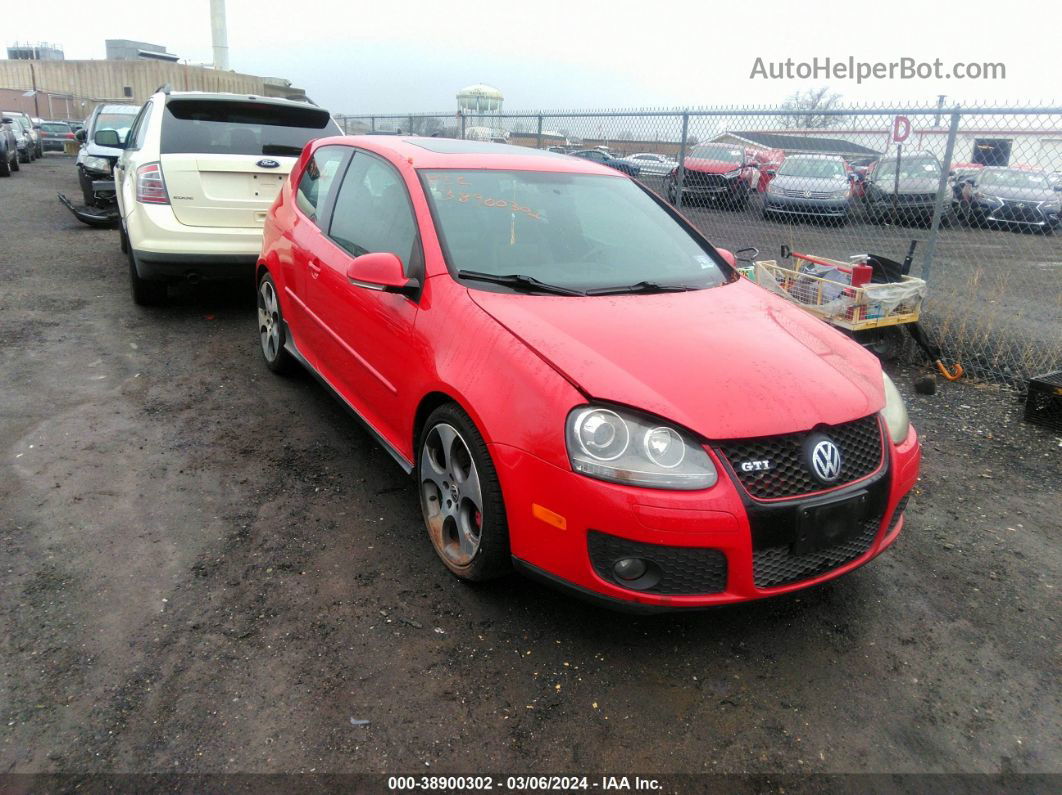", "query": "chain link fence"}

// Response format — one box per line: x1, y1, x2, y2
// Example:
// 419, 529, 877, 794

336, 103, 1062, 387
